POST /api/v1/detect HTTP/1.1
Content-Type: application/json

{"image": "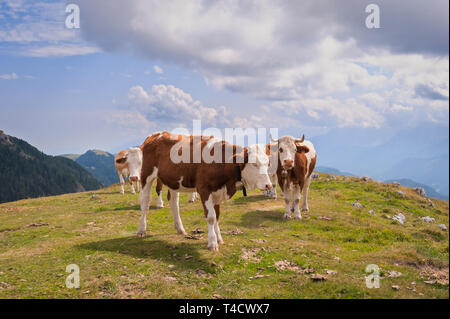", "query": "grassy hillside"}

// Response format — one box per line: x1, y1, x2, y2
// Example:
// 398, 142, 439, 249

0, 173, 448, 298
